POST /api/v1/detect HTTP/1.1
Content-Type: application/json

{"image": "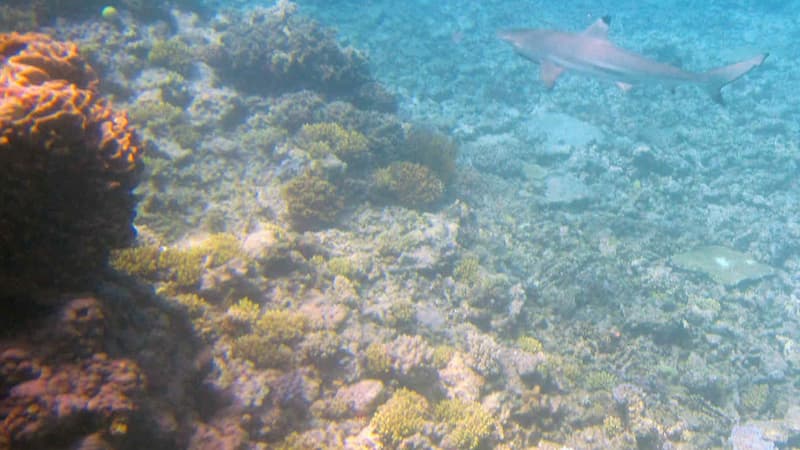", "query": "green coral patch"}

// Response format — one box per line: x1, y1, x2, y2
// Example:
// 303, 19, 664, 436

670, 246, 775, 287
